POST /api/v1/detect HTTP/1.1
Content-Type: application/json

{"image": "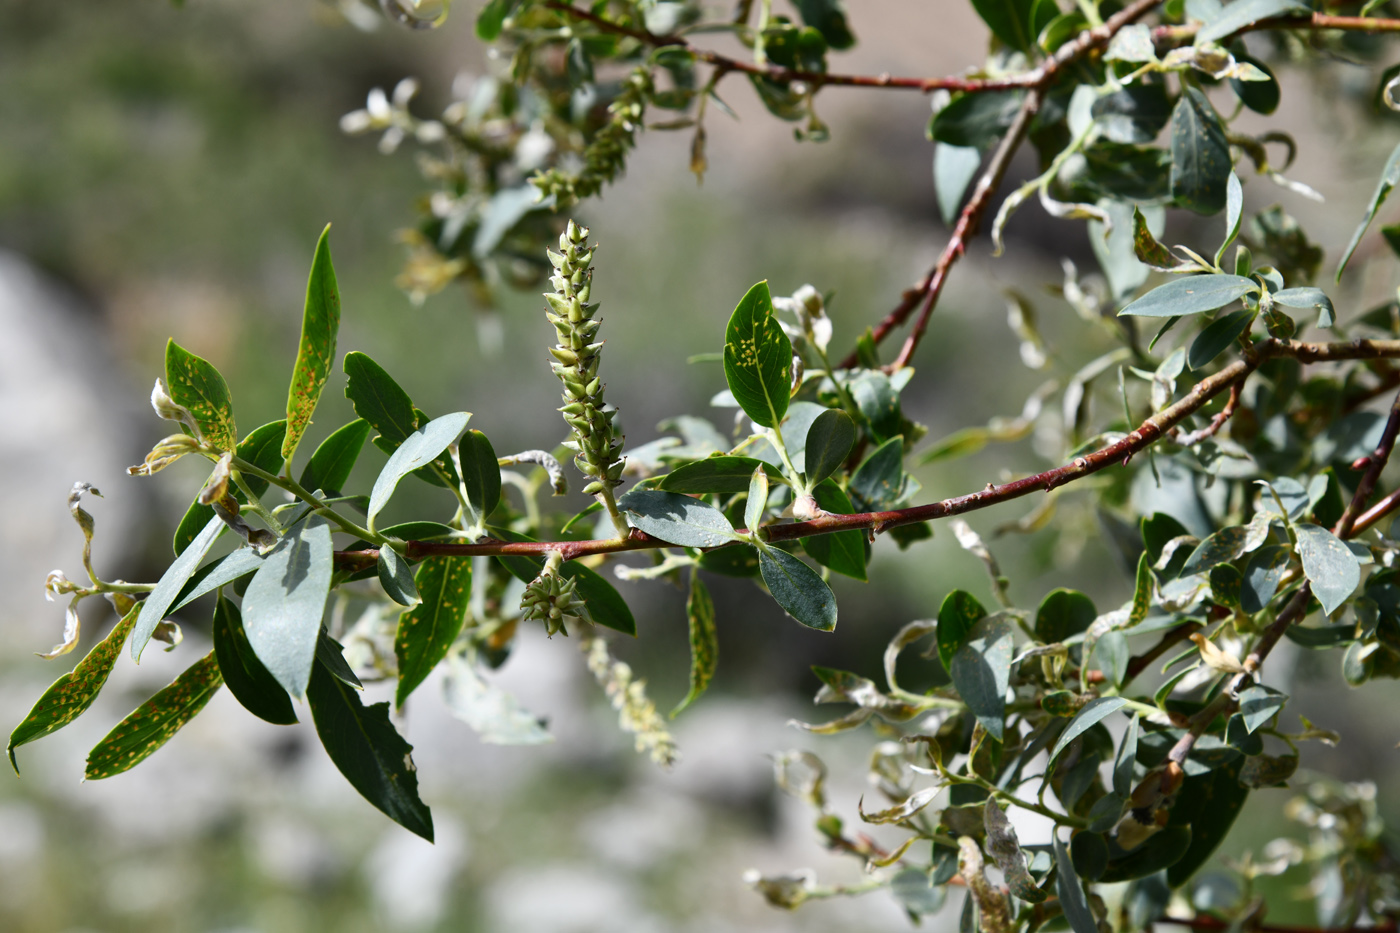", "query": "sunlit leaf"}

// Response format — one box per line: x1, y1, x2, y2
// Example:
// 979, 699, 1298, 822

283, 225, 340, 462
242, 514, 334, 698
723, 281, 792, 429
165, 338, 237, 451
85, 652, 223, 779
395, 555, 472, 708
618, 488, 736, 548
